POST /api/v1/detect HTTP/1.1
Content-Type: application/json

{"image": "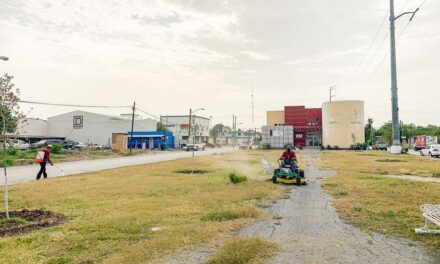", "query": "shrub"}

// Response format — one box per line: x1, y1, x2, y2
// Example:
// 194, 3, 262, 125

432, 171, 440, 178
229, 171, 247, 184
0, 158, 14, 167
7, 147, 18, 156
326, 145, 332, 150
261, 143, 271, 150
51, 143, 63, 154
401, 147, 409, 154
